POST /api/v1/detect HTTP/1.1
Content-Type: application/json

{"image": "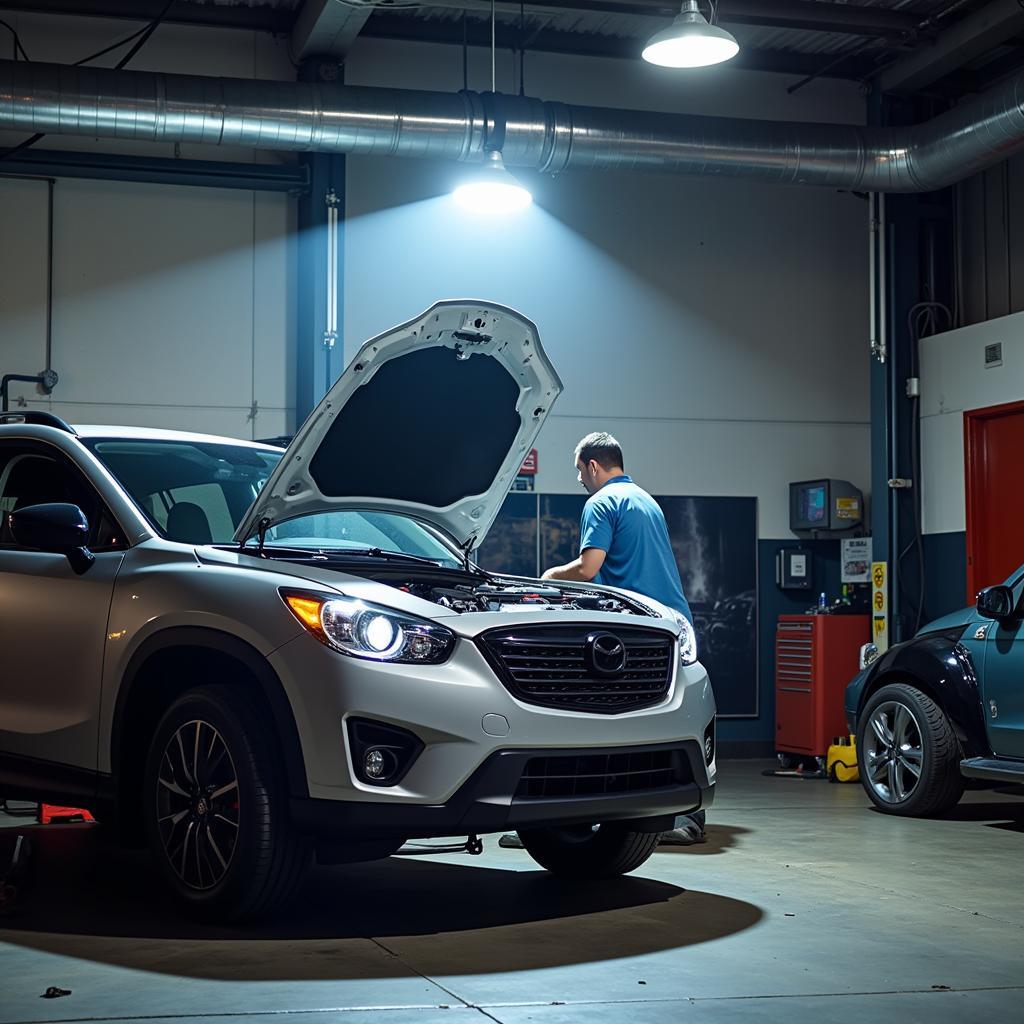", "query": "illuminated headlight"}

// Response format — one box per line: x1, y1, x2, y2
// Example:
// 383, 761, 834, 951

282, 591, 454, 664
674, 612, 698, 666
